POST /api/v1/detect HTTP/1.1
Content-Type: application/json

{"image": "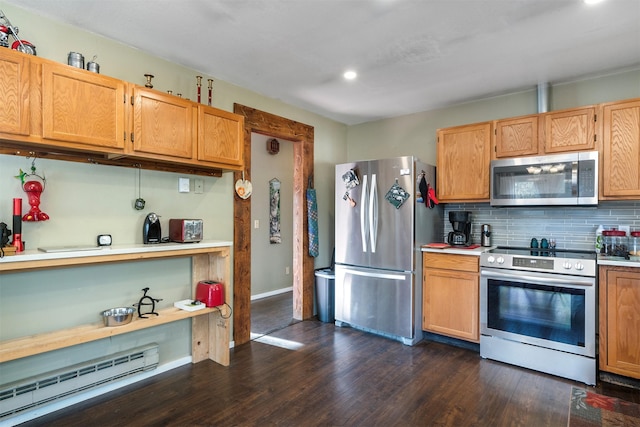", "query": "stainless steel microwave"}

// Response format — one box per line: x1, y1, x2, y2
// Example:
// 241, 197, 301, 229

490, 151, 598, 206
